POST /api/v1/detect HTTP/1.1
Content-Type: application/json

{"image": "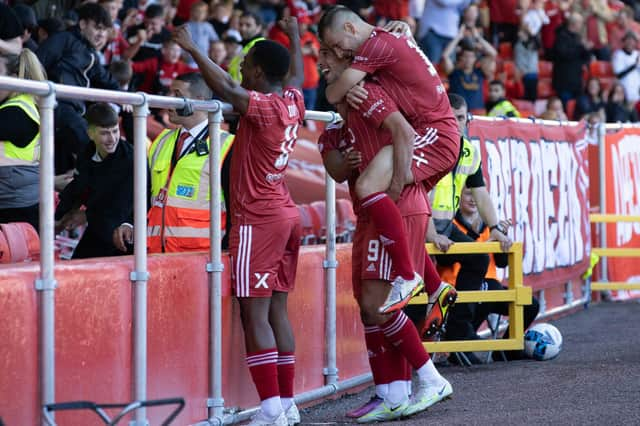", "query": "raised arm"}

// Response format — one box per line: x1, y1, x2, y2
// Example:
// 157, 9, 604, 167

280, 17, 304, 89
172, 25, 250, 114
